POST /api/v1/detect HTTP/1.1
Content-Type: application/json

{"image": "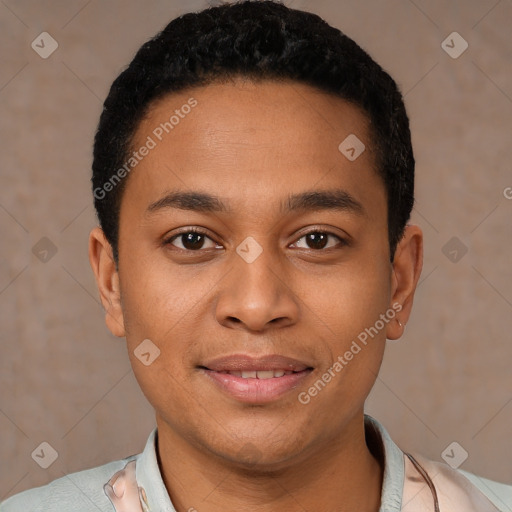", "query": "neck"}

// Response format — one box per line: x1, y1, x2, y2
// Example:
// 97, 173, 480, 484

156, 413, 384, 512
